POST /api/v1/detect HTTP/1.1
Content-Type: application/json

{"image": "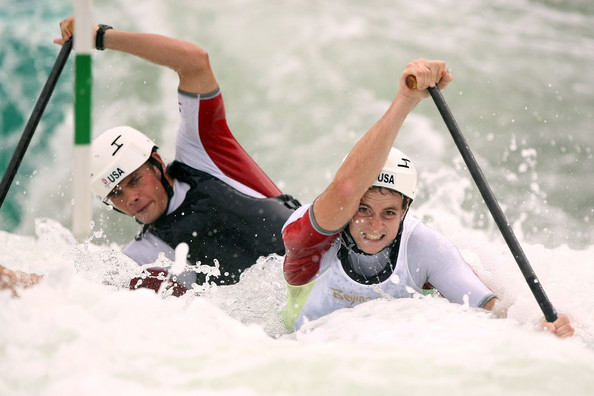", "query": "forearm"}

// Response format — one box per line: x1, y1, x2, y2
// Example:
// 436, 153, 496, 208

313, 59, 452, 231
102, 29, 217, 94
337, 92, 420, 193
54, 16, 217, 94
103, 30, 202, 75
314, 92, 420, 231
